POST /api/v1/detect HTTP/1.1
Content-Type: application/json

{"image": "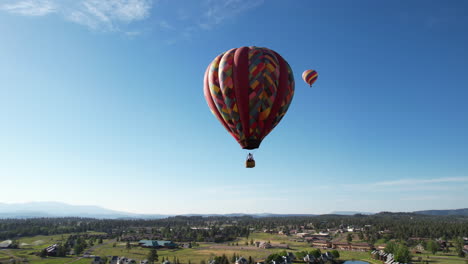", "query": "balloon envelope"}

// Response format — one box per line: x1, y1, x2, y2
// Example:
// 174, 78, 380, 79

302, 69, 318, 87
204, 46, 295, 150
